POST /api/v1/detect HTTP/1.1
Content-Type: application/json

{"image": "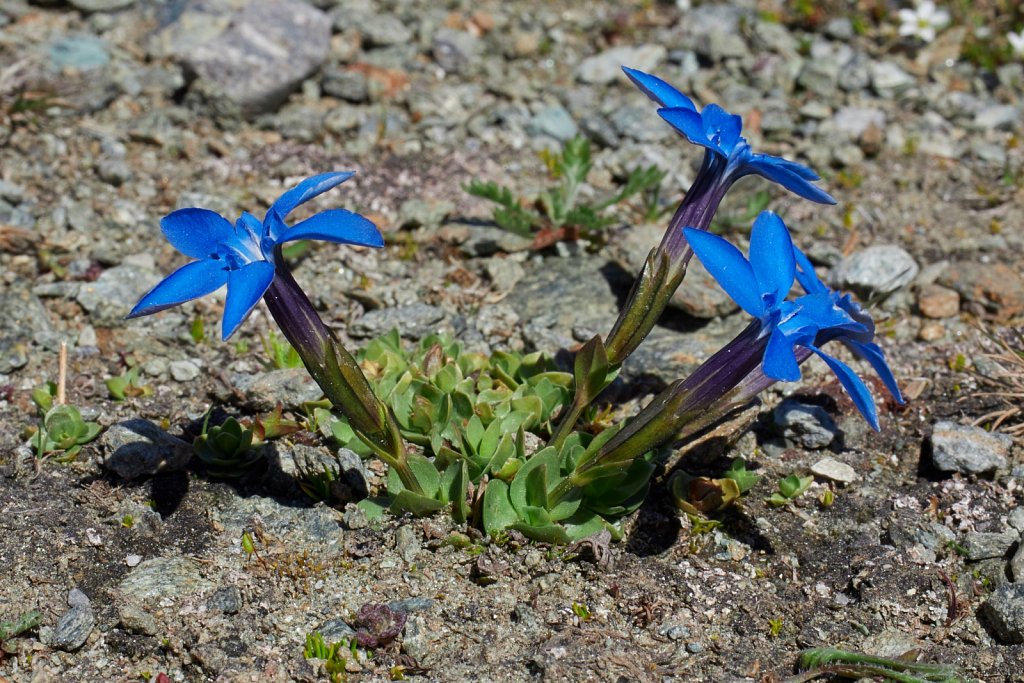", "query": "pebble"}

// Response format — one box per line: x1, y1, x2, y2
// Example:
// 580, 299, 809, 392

869, 61, 915, 96
810, 457, 858, 484
917, 321, 945, 342
77, 265, 160, 327
1009, 509, 1024, 534
963, 530, 1019, 561
117, 557, 214, 602
830, 245, 919, 298
69, 0, 134, 11
117, 602, 158, 636
528, 104, 578, 142
432, 28, 480, 75
773, 399, 838, 450
209, 586, 243, 614
395, 525, 421, 563
349, 302, 446, 340
982, 584, 1024, 644
916, 284, 959, 319
930, 421, 1011, 476
1011, 544, 1024, 583
49, 34, 110, 71
350, 12, 414, 48
940, 262, 1024, 322
229, 368, 324, 411
399, 198, 454, 229
577, 45, 667, 85
169, 359, 201, 382
51, 605, 95, 651
98, 419, 192, 479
